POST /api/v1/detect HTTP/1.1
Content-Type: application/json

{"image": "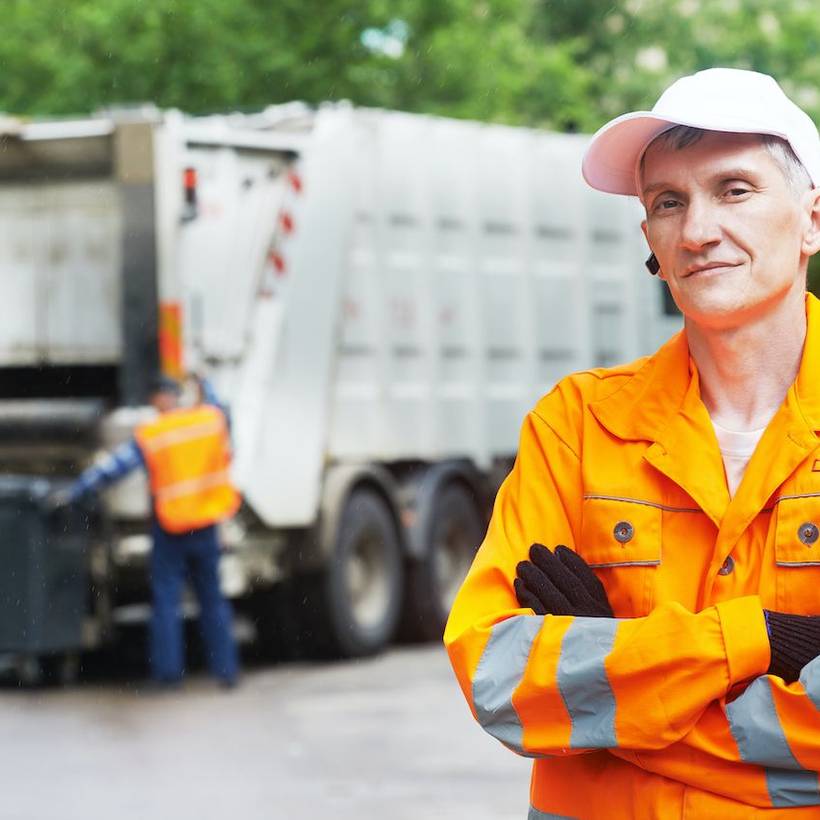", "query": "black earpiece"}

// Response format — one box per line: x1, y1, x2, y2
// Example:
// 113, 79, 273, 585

645, 253, 660, 275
